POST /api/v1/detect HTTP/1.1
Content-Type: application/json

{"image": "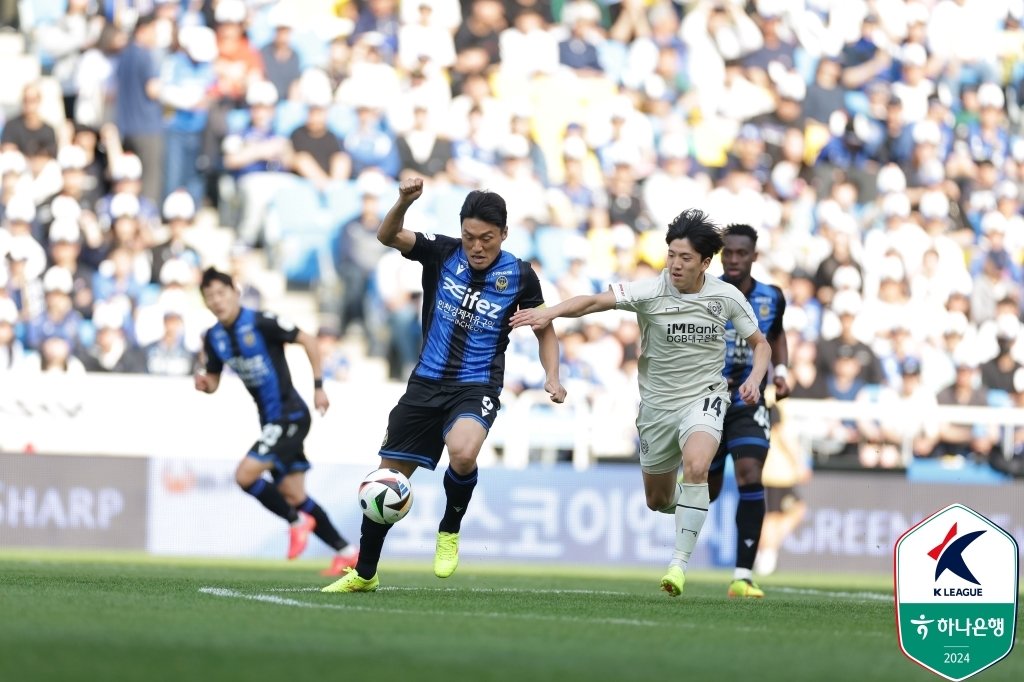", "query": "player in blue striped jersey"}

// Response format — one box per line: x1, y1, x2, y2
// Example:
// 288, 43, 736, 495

709, 223, 790, 598
324, 177, 566, 593
196, 267, 357, 576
